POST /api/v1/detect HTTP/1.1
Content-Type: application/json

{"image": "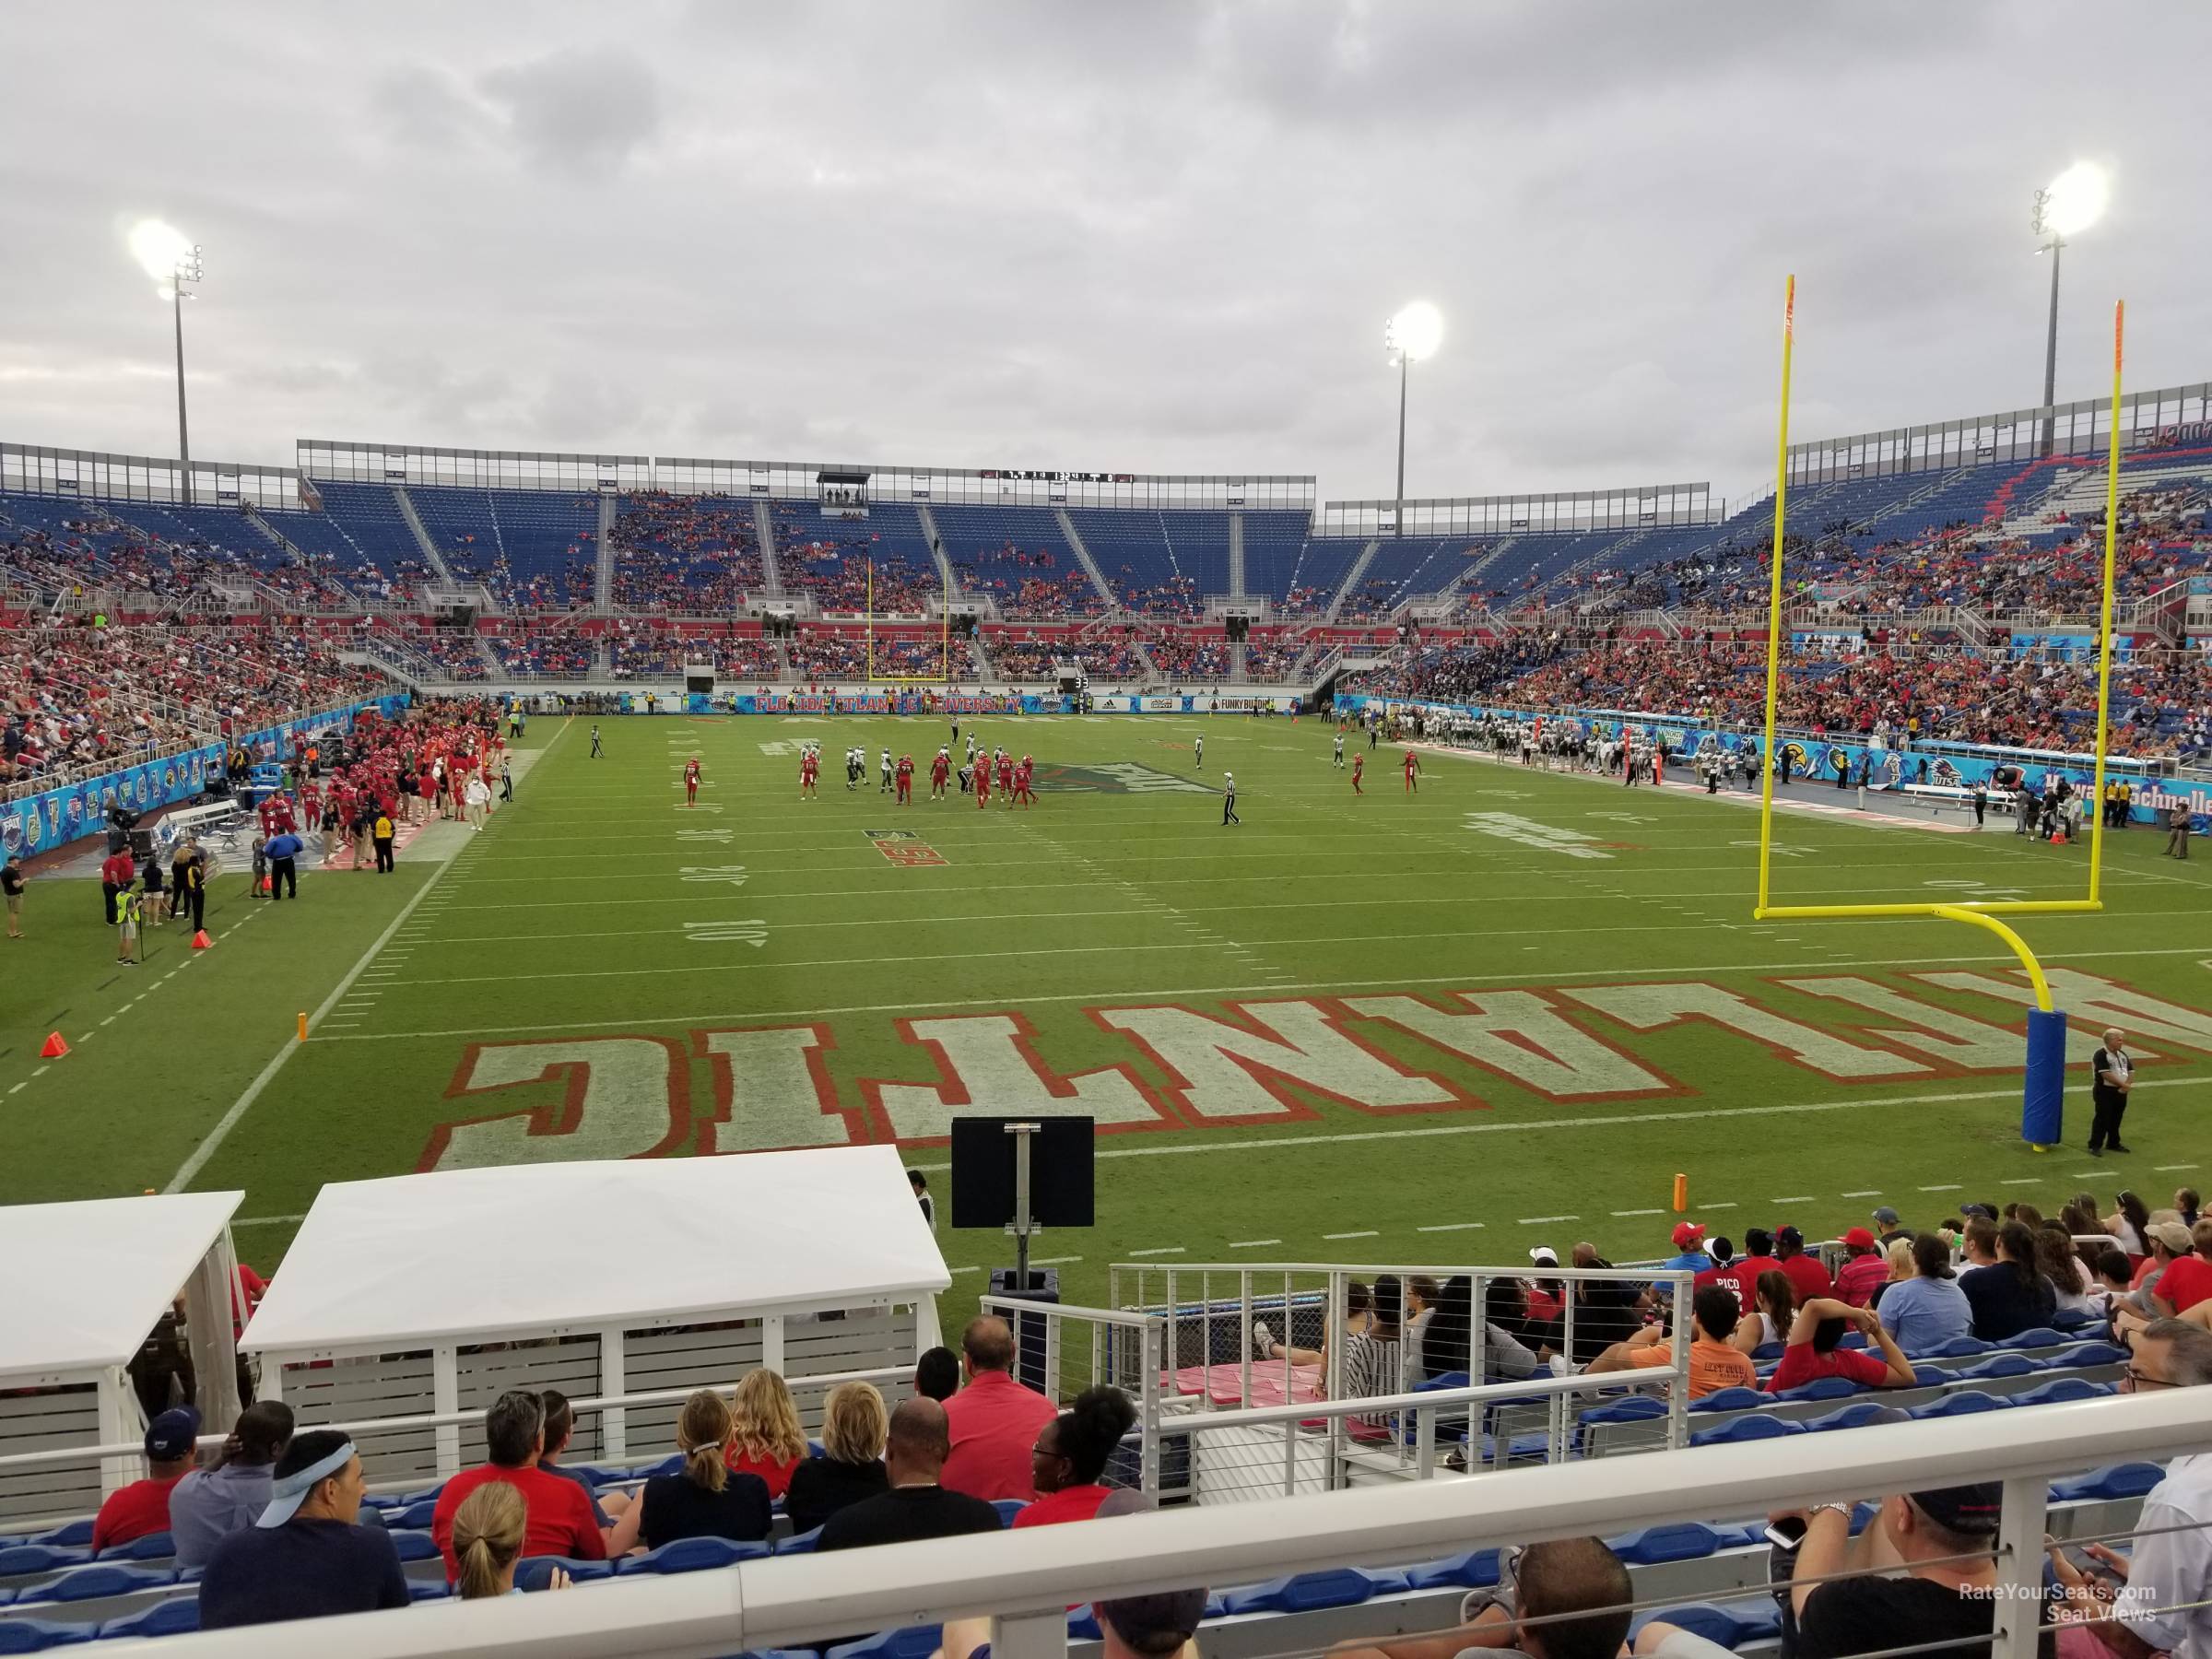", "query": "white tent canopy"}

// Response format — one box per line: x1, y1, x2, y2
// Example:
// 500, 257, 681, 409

0, 1190, 243, 1524
242, 1146, 950, 1354
0, 1191, 243, 1382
